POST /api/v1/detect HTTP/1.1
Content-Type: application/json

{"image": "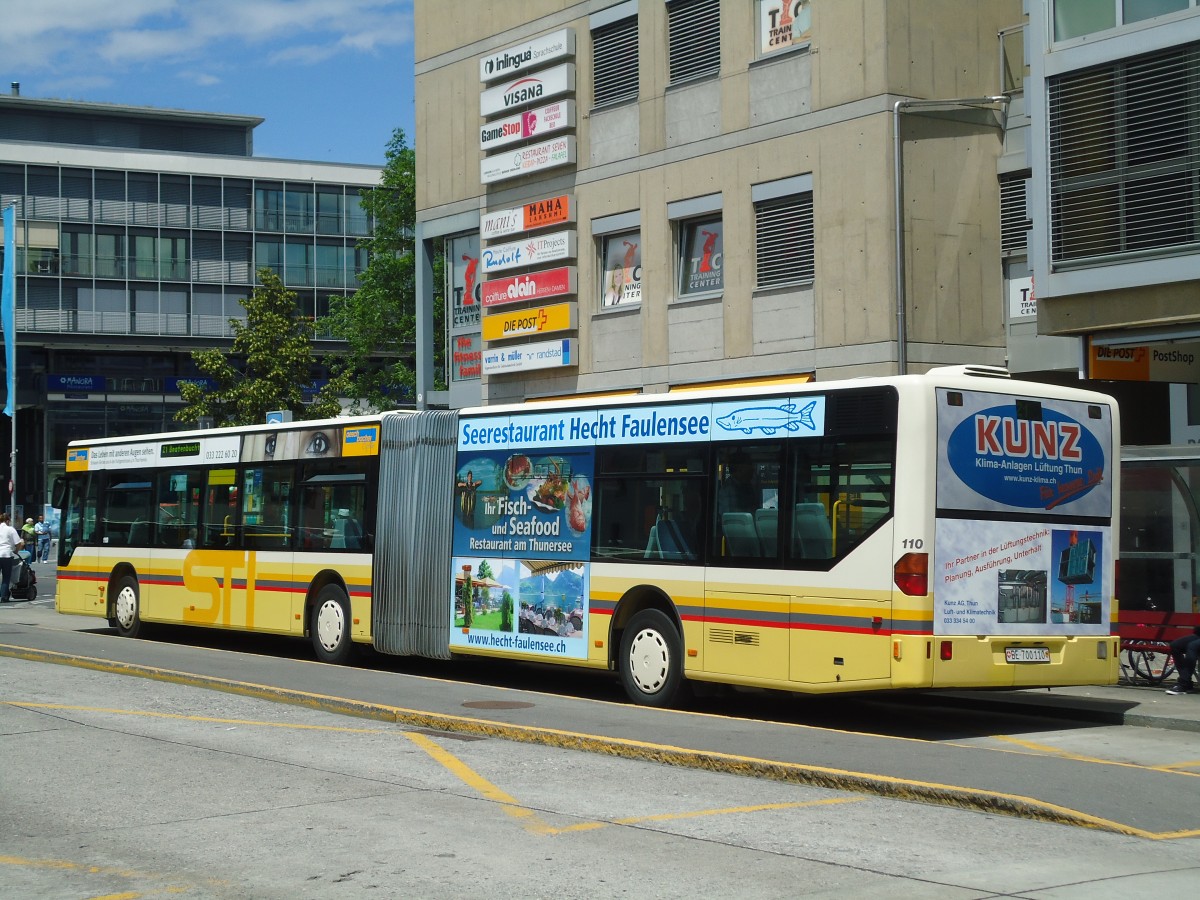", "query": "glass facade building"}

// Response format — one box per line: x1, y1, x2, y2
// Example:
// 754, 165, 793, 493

0, 94, 381, 517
